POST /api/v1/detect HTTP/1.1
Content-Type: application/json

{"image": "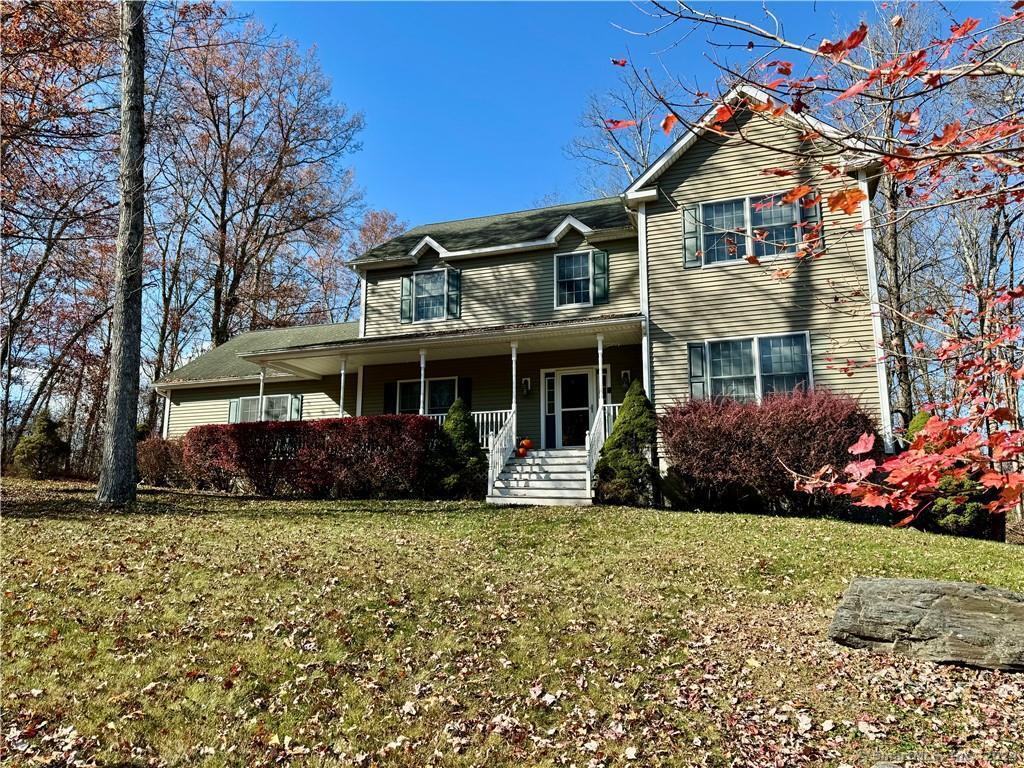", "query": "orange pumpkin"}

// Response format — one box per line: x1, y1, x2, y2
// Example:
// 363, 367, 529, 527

521, 438, 534, 450
517, 447, 528, 457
